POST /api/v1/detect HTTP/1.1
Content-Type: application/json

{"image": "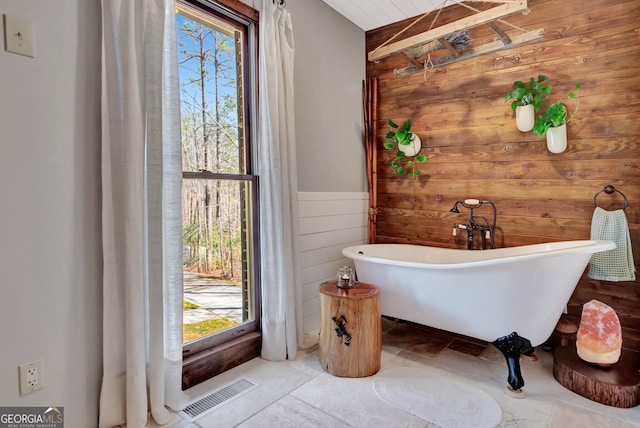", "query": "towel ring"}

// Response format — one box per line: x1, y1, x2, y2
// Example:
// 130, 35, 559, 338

593, 185, 628, 211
